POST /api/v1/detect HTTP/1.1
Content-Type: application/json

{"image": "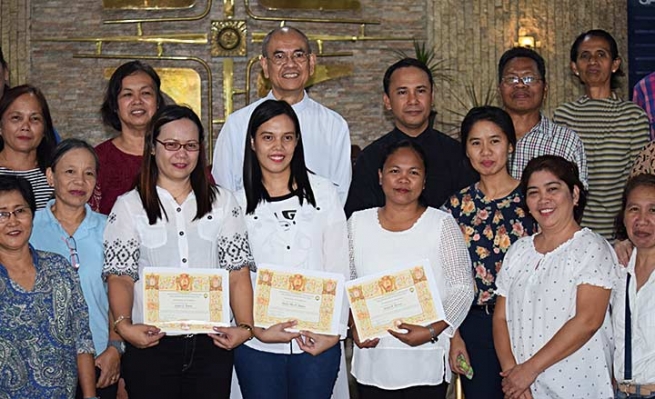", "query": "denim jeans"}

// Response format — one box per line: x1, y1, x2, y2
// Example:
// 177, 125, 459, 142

234, 343, 341, 399
616, 388, 655, 398
122, 335, 233, 399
